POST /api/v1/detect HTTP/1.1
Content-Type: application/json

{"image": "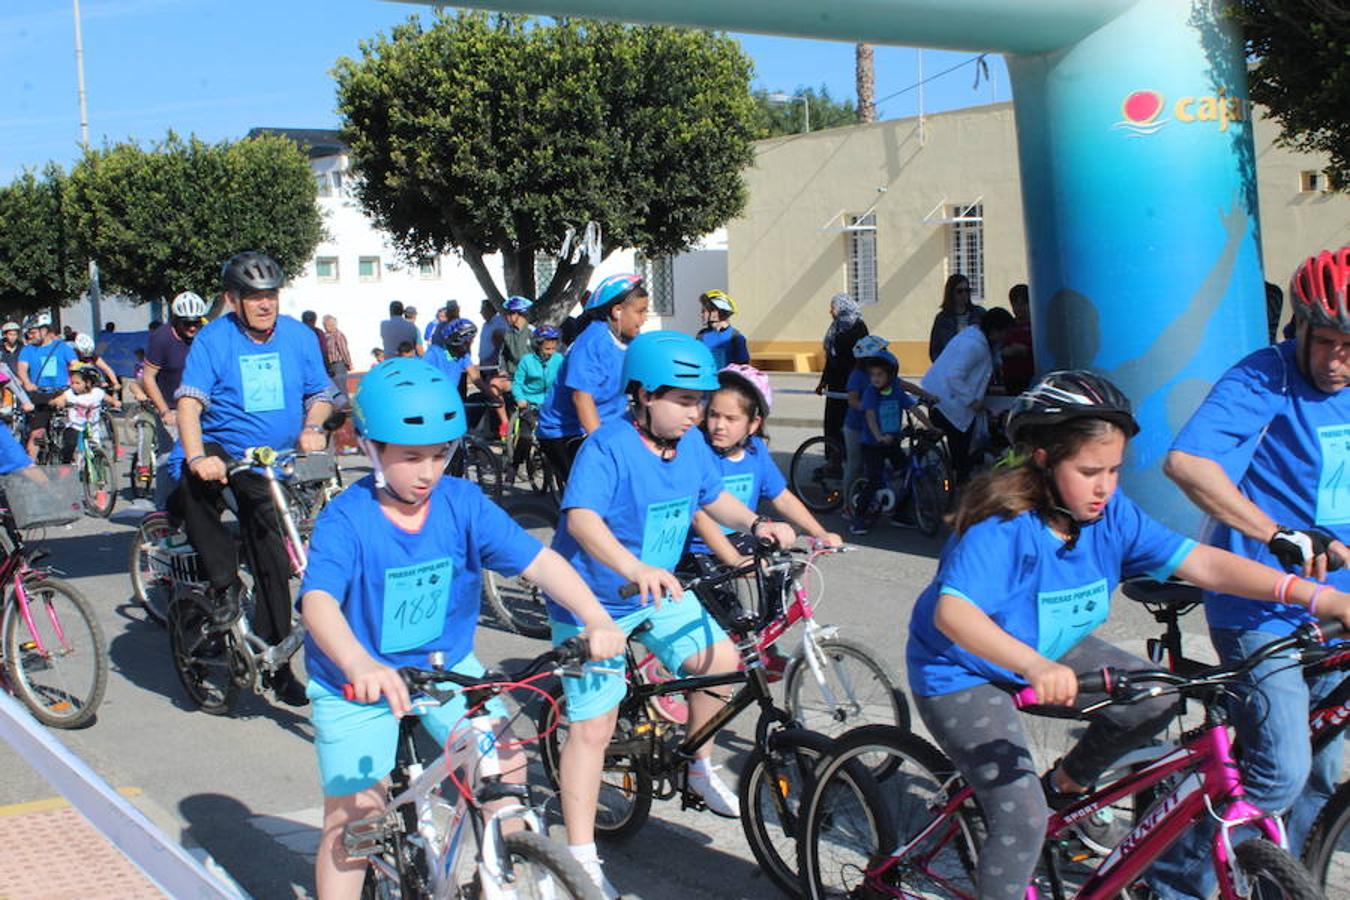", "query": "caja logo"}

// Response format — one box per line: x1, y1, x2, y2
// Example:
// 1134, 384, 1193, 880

1115, 88, 1251, 137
